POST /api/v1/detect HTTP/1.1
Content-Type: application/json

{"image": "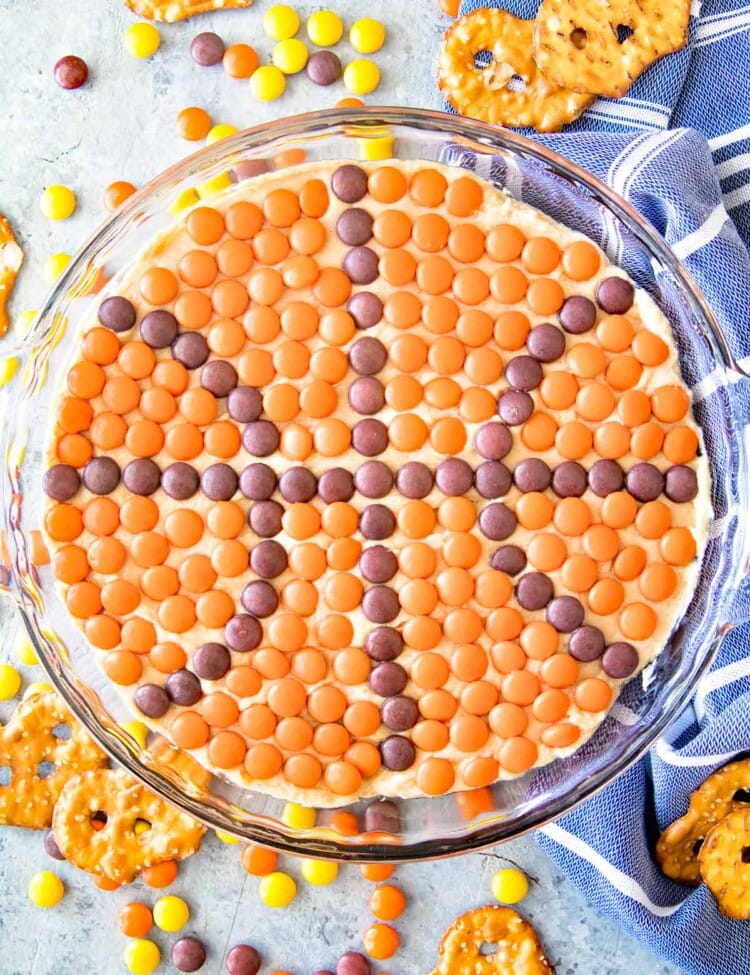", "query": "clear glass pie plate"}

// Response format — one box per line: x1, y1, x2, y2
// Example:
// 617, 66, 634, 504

1, 108, 748, 861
